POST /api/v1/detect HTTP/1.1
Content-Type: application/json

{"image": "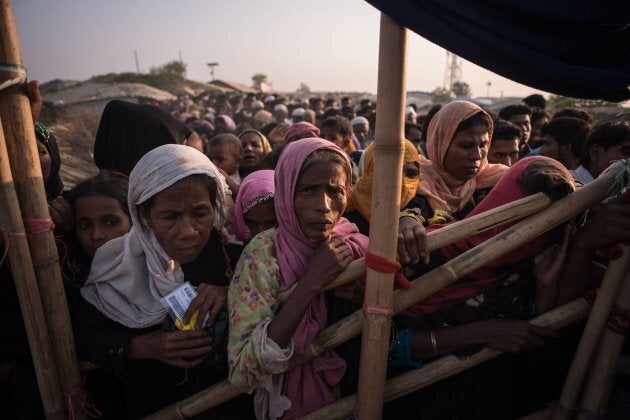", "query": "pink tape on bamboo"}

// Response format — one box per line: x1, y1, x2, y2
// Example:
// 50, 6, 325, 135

23, 217, 54, 235
362, 304, 394, 316
0, 226, 28, 266
365, 251, 411, 289
64, 379, 102, 420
